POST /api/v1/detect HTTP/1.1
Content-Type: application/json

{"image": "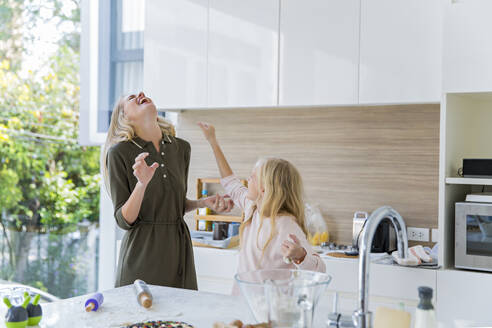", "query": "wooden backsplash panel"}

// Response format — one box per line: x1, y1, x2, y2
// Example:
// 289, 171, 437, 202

177, 105, 440, 245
